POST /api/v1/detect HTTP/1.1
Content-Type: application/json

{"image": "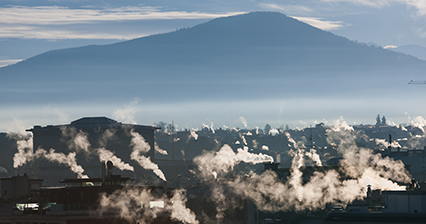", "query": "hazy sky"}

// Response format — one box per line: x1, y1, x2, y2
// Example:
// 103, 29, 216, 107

1, 0, 426, 131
